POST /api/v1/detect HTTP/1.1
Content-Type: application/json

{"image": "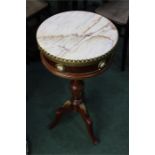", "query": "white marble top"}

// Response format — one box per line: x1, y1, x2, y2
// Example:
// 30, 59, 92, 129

37, 11, 118, 61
